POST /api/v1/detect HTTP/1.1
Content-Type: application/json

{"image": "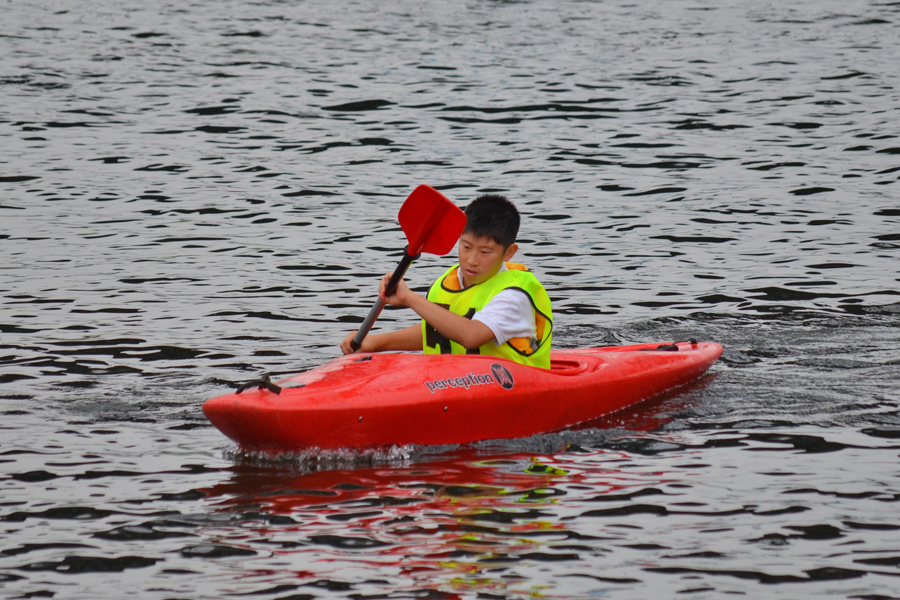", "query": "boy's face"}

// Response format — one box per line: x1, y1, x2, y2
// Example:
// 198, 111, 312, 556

457, 233, 518, 288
